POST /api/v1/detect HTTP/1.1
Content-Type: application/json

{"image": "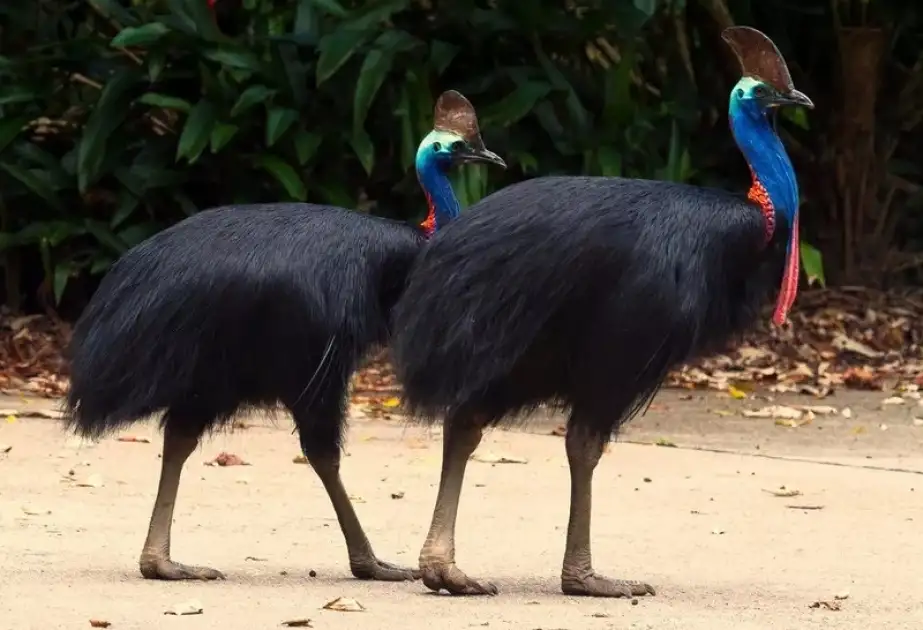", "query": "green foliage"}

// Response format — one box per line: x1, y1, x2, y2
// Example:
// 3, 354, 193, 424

0, 0, 920, 313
